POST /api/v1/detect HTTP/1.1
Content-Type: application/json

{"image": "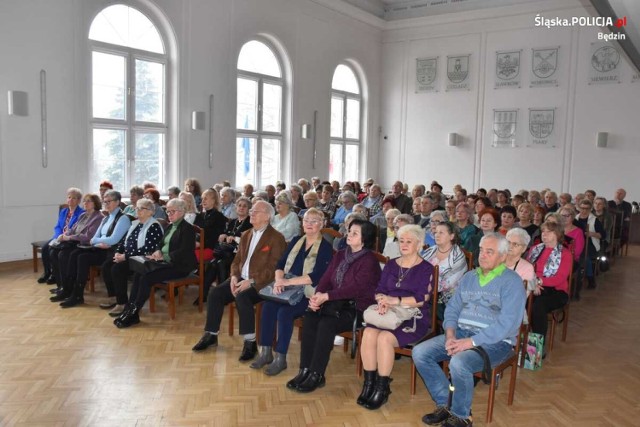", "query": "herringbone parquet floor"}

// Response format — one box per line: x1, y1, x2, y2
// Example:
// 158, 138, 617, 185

1, 248, 639, 426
